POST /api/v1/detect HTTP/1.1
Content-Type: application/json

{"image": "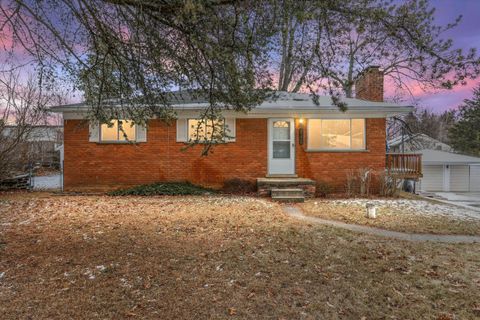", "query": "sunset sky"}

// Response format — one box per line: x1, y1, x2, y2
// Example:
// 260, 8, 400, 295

406, 0, 480, 112
1, 0, 479, 113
